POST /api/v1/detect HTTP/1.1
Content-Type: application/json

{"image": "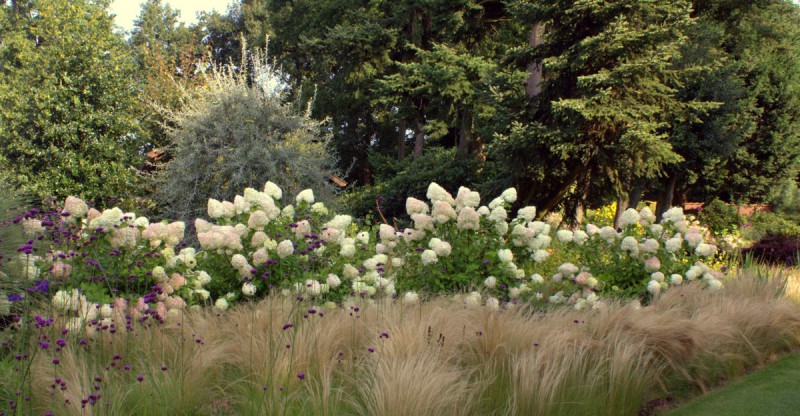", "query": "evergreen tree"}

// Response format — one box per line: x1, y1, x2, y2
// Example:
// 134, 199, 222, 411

0, 0, 146, 204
